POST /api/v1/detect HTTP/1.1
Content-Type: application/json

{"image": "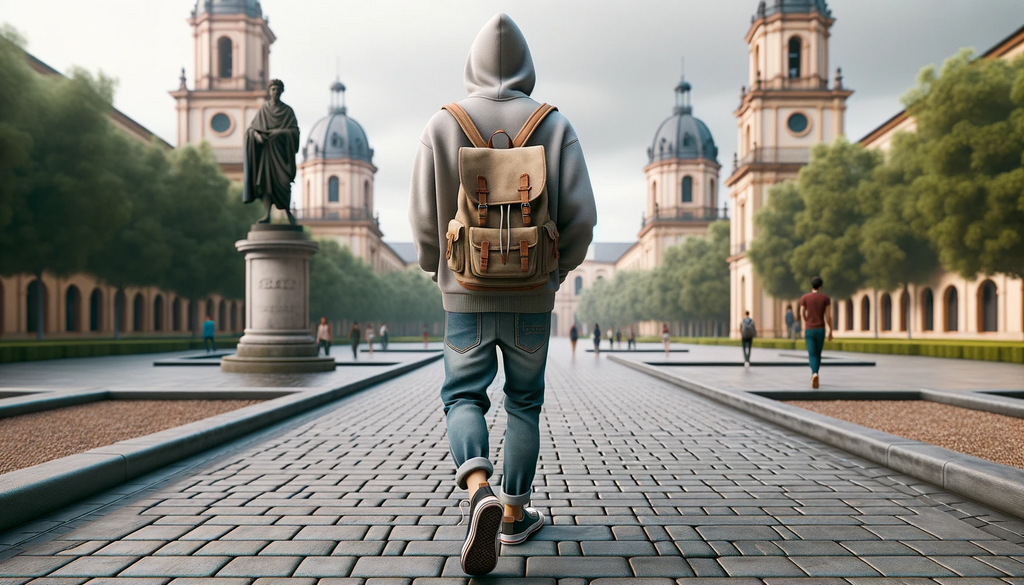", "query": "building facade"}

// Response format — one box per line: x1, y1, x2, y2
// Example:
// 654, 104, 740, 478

295, 82, 407, 274
169, 0, 274, 181
727, 0, 852, 338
